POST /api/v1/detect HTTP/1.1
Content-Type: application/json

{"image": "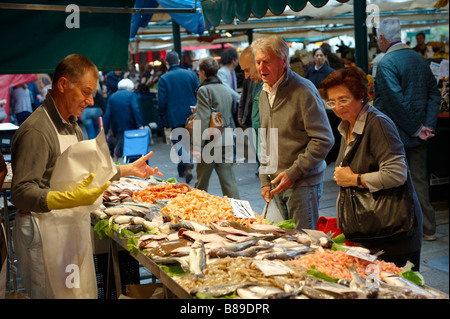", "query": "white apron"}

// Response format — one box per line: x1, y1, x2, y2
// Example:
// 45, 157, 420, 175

32, 111, 115, 298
